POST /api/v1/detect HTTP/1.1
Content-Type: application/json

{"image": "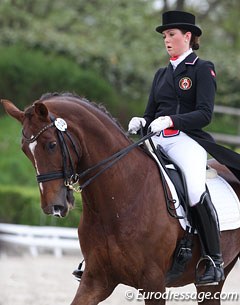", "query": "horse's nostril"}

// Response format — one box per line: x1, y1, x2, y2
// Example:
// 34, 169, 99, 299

53, 205, 64, 217
54, 205, 64, 211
